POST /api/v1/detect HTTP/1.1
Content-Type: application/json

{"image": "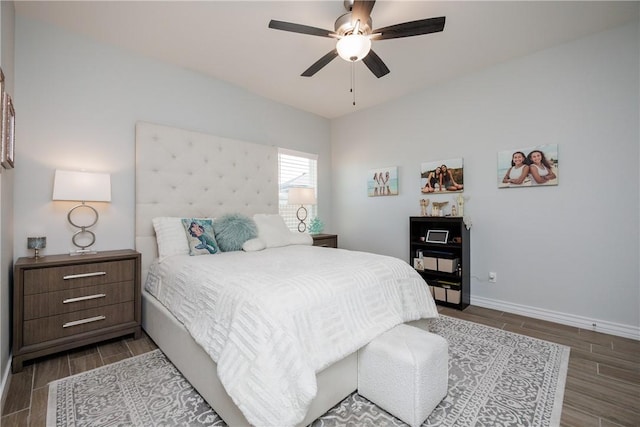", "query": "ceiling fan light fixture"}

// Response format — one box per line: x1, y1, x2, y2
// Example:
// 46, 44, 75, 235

336, 34, 371, 62
269, 1, 445, 79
